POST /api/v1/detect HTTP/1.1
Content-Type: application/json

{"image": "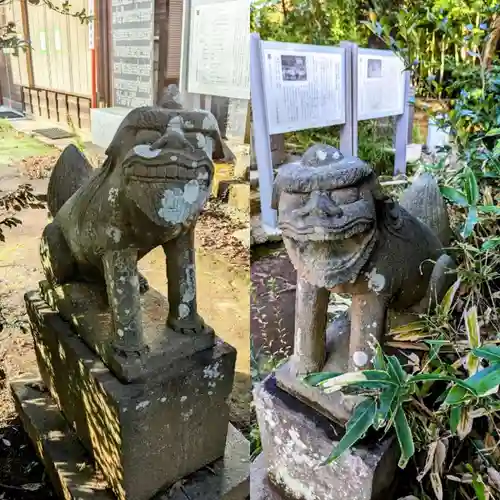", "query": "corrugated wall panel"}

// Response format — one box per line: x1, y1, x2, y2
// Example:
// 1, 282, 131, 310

28, 0, 90, 96
166, 0, 183, 80
28, 3, 51, 89
9, 2, 29, 87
